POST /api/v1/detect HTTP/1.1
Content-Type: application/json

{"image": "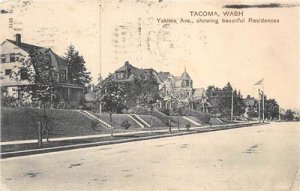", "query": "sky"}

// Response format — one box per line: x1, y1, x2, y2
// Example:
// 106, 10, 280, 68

0, 0, 299, 110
